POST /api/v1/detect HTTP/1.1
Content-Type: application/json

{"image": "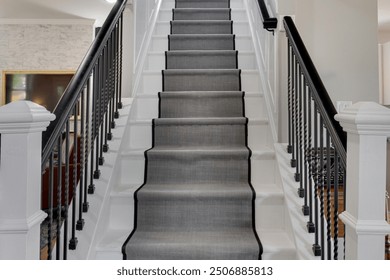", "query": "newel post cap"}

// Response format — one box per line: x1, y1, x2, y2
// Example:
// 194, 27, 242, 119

0, 101, 55, 134
335, 102, 390, 136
